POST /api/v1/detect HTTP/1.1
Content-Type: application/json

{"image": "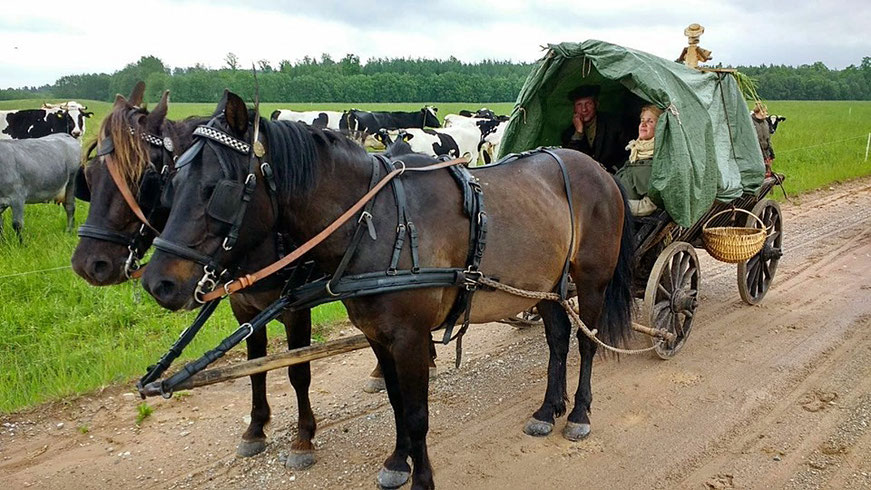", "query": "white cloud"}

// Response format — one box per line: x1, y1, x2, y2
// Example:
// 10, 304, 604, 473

0, 0, 867, 88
